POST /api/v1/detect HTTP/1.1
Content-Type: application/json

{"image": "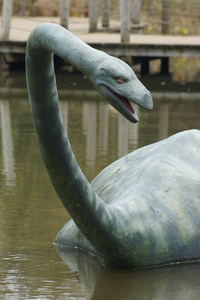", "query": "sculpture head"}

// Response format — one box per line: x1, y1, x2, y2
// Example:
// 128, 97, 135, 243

91, 56, 153, 123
